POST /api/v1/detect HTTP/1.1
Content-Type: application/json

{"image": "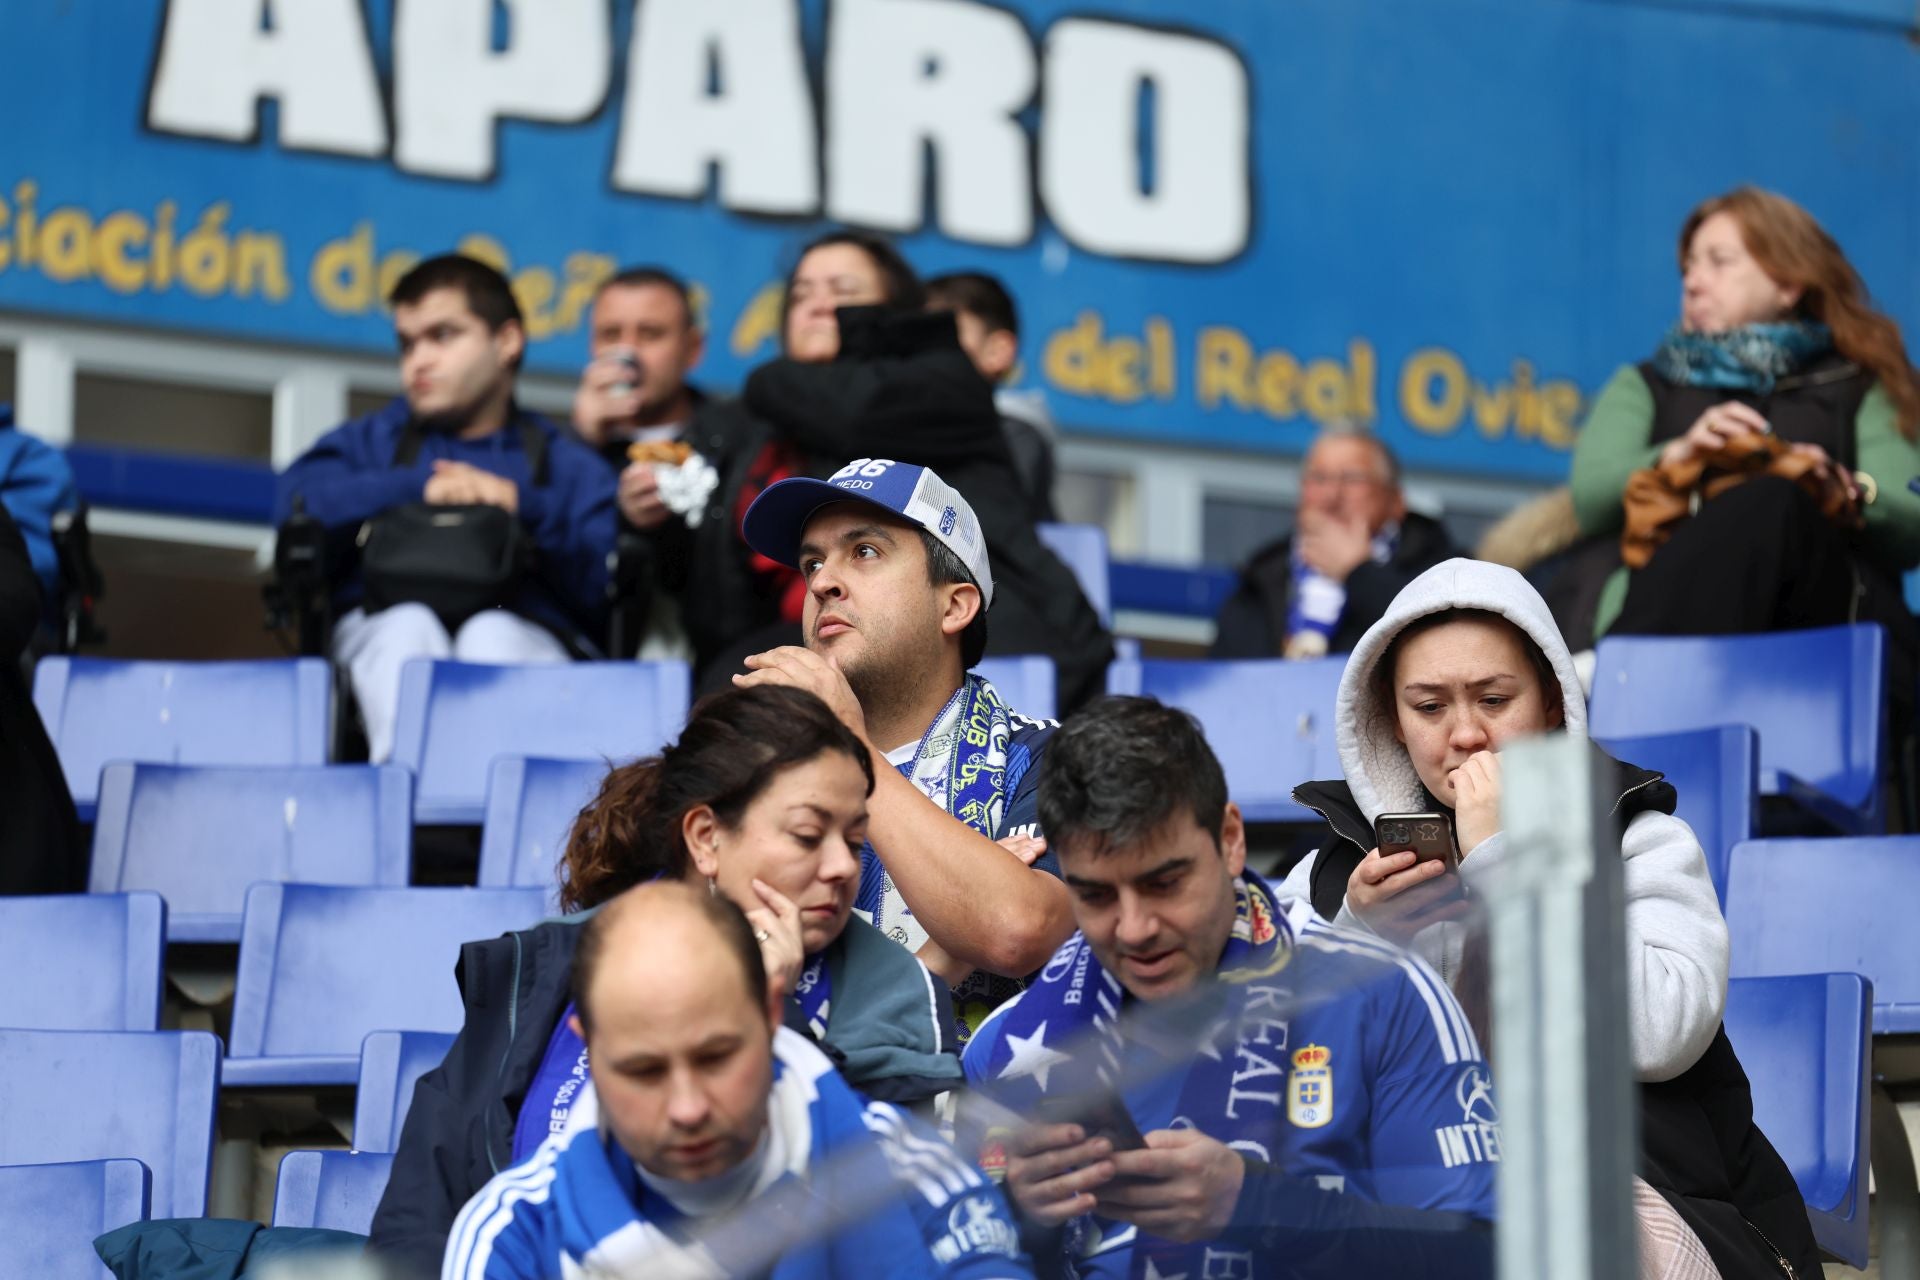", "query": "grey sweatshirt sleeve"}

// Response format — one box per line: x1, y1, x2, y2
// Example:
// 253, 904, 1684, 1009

1458, 813, 1726, 1082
